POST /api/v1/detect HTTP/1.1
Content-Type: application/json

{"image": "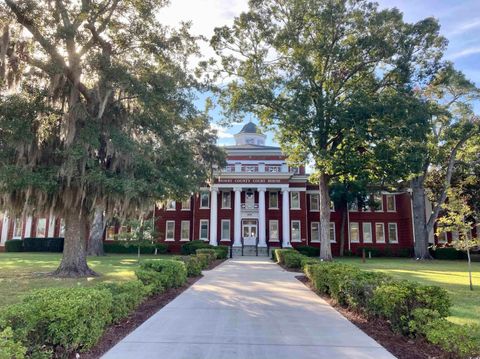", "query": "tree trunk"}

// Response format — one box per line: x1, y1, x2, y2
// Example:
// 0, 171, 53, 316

319, 173, 333, 260
87, 207, 105, 256
467, 247, 473, 291
51, 209, 98, 277
411, 176, 432, 259
339, 203, 347, 257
